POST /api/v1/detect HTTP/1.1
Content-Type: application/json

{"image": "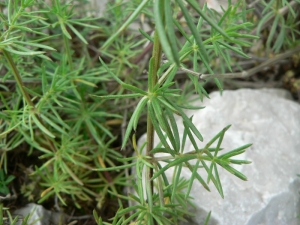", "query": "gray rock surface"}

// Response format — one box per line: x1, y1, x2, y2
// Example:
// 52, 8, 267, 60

86, 0, 108, 17
138, 88, 300, 225
13, 203, 66, 225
